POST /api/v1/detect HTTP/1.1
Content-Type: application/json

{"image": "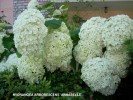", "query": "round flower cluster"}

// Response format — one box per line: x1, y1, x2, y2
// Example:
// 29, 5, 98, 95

79, 15, 133, 95
74, 17, 106, 64
0, 32, 5, 54
81, 57, 121, 96
43, 31, 73, 72
79, 17, 106, 39
17, 56, 45, 83
104, 50, 131, 78
102, 15, 133, 51
13, 2, 48, 58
